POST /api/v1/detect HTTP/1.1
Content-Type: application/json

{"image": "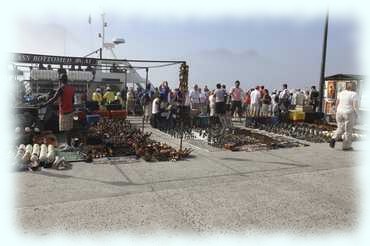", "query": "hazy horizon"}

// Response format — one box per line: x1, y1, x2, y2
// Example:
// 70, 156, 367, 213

13, 14, 359, 90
